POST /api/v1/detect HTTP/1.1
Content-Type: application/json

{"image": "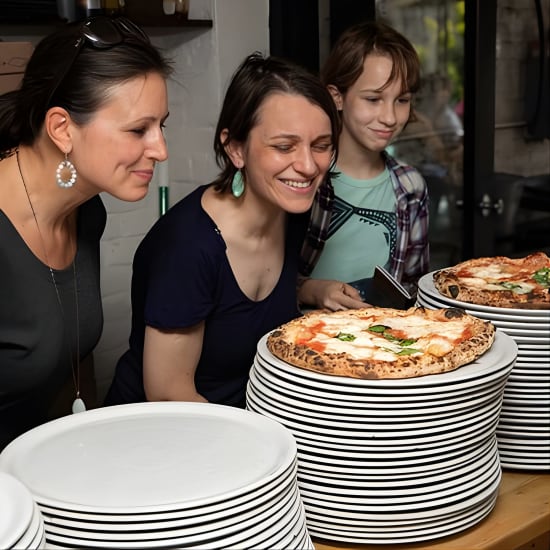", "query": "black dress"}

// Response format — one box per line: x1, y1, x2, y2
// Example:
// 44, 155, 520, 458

0, 196, 106, 450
